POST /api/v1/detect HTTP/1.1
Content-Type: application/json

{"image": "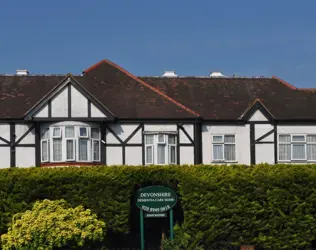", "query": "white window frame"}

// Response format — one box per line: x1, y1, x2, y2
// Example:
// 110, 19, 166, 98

144, 133, 177, 165
212, 134, 236, 162
65, 126, 75, 161
168, 135, 177, 164
51, 127, 61, 138
78, 127, 89, 138
41, 139, 49, 162
145, 135, 154, 165
278, 134, 316, 162
291, 134, 306, 161
91, 128, 101, 162
41, 125, 101, 163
